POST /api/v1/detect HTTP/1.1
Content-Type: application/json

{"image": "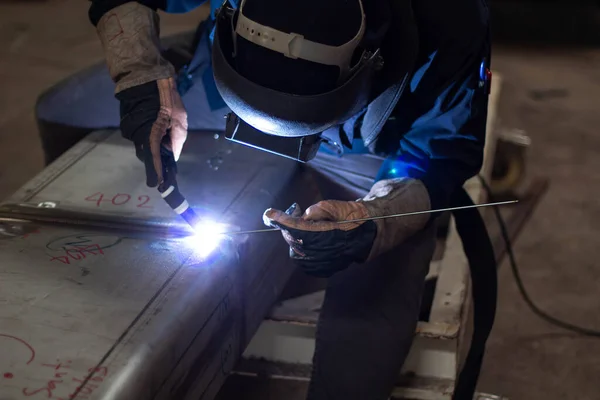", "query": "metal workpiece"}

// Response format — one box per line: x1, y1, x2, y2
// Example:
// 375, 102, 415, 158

4, 129, 307, 230
0, 223, 195, 399
0, 130, 321, 400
